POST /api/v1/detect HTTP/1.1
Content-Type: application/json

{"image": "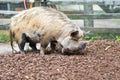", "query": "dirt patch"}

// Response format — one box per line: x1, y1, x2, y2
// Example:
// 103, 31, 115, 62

0, 40, 120, 80
0, 43, 12, 54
